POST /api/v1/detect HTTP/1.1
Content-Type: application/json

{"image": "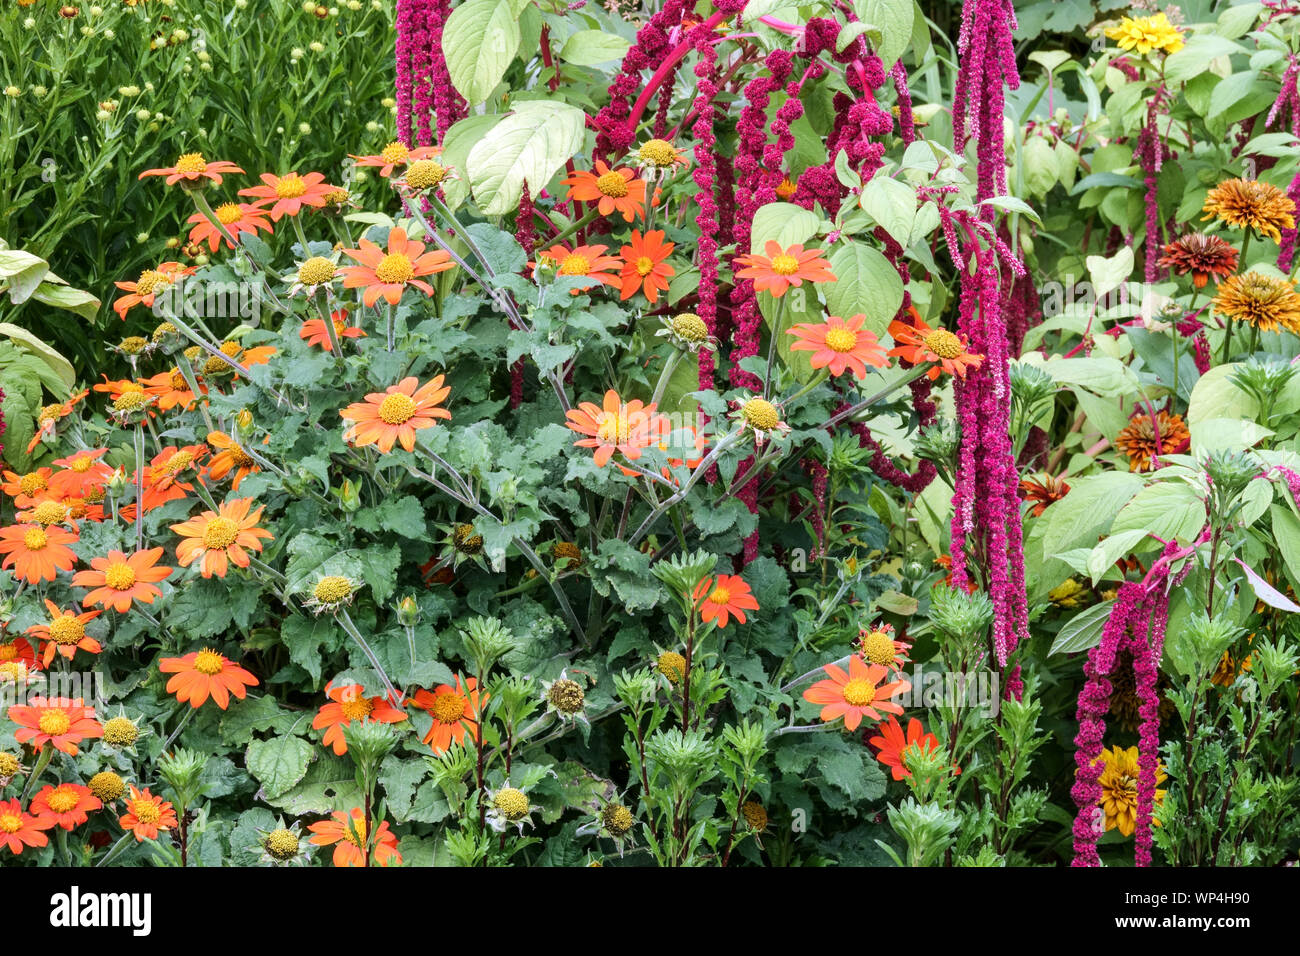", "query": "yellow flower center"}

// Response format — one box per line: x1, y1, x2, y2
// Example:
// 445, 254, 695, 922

0, 813, 22, 834
380, 141, 409, 165
45, 786, 81, 814
105, 562, 136, 591
0, 753, 20, 777
153, 321, 178, 342
430, 691, 466, 724
134, 269, 167, 296
453, 524, 483, 555
861, 630, 895, 665
657, 651, 686, 684
130, 799, 161, 824
344, 815, 367, 848
559, 253, 591, 276
339, 696, 374, 721
227, 444, 256, 468
601, 802, 635, 834
375, 253, 415, 284
405, 159, 447, 190
166, 450, 195, 474
89, 771, 124, 802
274, 174, 308, 199
38, 405, 62, 427
215, 202, 242, 224
202, 516, 240, 550
193, 649, 225, 675
841, 679, 877, 707
175, 152, 207, 174
922, 328, 964, 360
49, 615, 85, 646
71, 455, 94, 473
266, 828, 299, 860
493, 787, 529, 821
378, 392, 417, 424
638, 139, 678, 167
595, 413, 631, 445
314, 576, 352, 604
298, 256, 336, 285
635, 256, 655, 277
103, 716, 139, 746
770, 254, 800, 276
0, 662, 29, 683
118, 336, 148, 355
30, 501, 67, 525
39, 709, 71, 736
19, 472, 48, 497
708, 586, 732, 606
596, 172, 629, 198
114, 391, 147, 412
24, 527, 48, 551
742, 398, 780, 431
824, 327, 858, 353
170, 370, 188, 391
324, 187, 350, 205
671, 313, 707, 342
